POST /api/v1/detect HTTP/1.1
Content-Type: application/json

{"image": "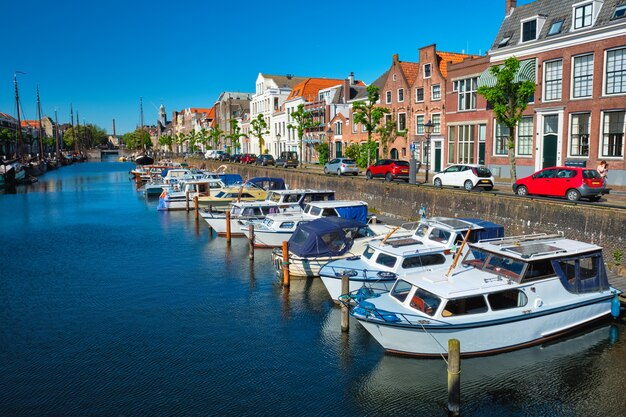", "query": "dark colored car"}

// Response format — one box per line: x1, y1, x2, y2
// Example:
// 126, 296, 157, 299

217, 152, 231, 162
365, 159, 410, 181
513, 166, 608, 201
230, 153, 242, 163
276, 151, 299, 168
256, 154, 275, 166
240, 153, 257, 164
